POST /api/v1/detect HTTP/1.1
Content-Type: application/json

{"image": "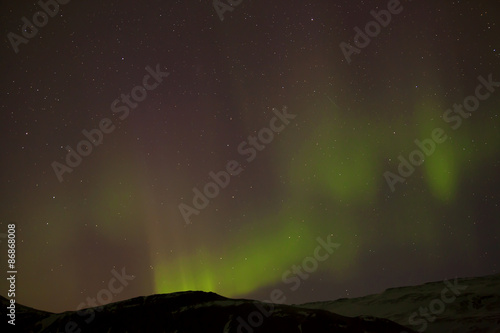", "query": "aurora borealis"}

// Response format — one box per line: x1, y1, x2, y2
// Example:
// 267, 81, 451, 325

1, 0, 499, 314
